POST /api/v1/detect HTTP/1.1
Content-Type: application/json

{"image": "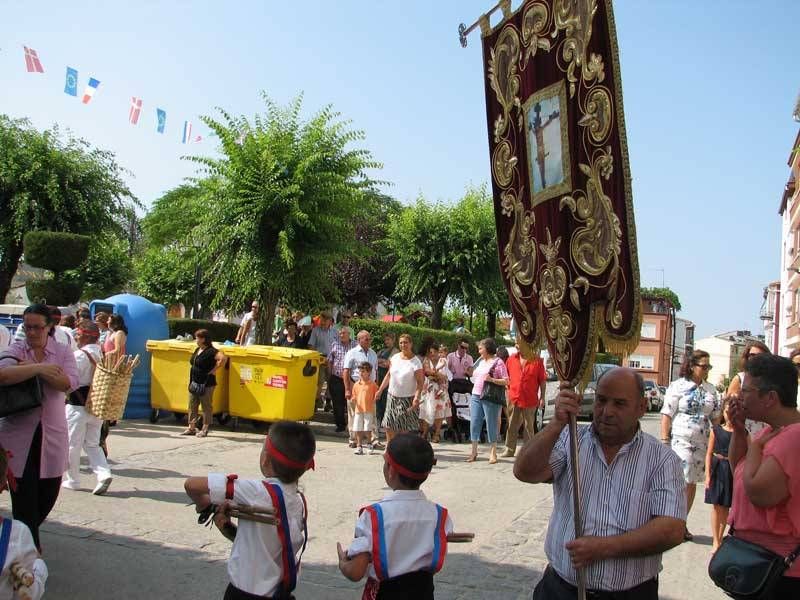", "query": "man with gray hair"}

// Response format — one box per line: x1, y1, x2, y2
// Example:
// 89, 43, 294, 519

514, 366, 686, 599
343, 330, 379, 448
